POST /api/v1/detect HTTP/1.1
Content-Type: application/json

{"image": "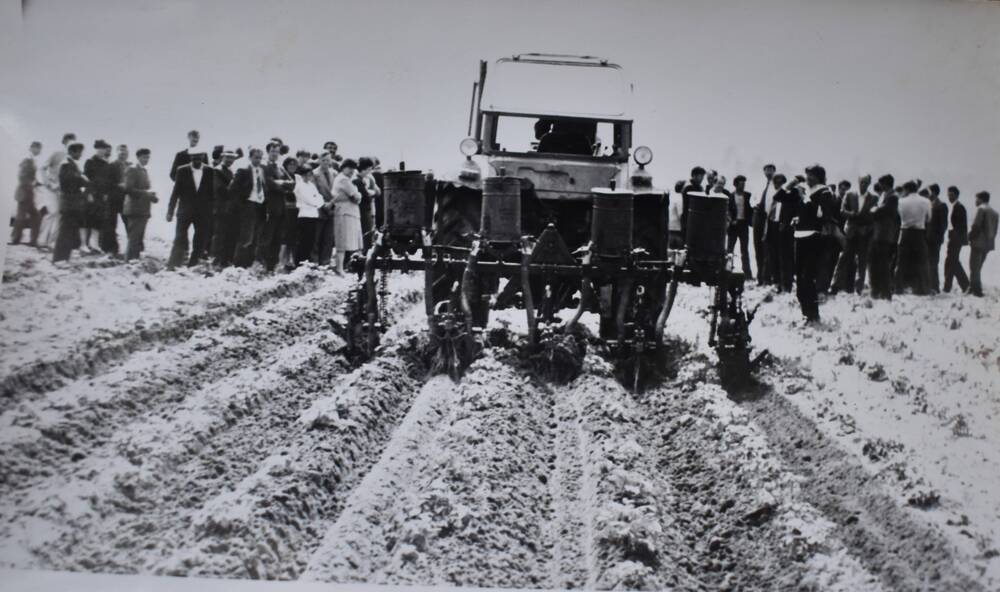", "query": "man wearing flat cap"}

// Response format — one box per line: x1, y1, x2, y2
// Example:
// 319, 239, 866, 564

166, 150, 215, 269
123, 148, 157, 261
83, 140, 113, 254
